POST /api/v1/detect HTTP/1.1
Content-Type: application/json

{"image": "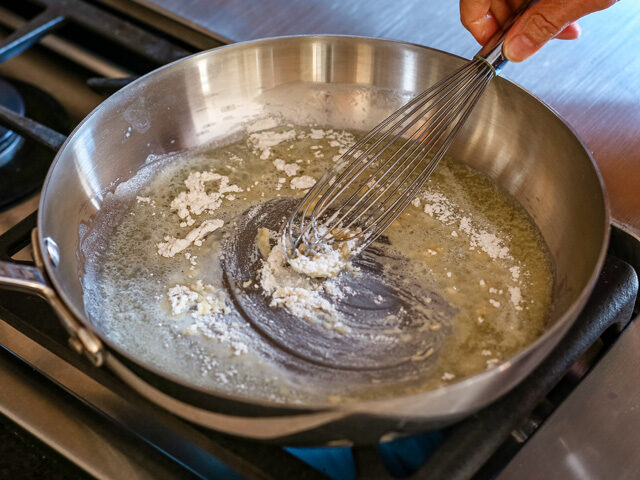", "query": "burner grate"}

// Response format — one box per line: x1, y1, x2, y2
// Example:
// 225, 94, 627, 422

0, 0, 191, 66
0, 78, 70, 212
